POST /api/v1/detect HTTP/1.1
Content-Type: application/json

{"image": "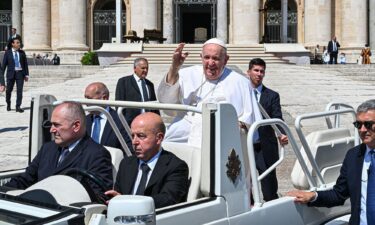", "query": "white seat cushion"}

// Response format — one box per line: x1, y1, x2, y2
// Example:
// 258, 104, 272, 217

291, 128, 355, 190
162, 142, 201, 201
